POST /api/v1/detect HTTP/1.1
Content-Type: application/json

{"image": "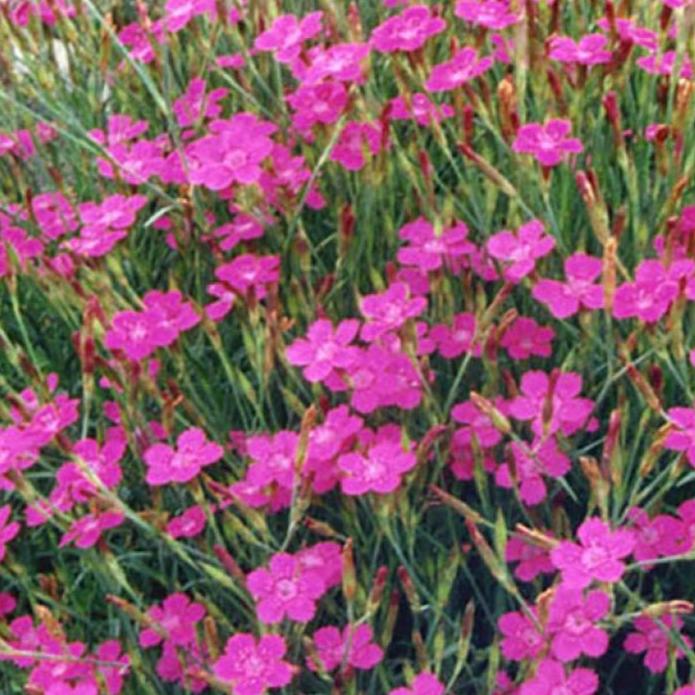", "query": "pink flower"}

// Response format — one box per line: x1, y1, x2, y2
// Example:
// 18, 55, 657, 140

166, 505, 207, 538
388, 93, 454, 126
360, 282, 427, 341
295, 542, 343, 589
397, 218, 474, 271
59, 510, 124, 549
451, 398, 505, 448
547, 586, 610, 662
425, 47, 493, 92
210, 254, 280, 313
499, 609, 545, 661
32, 192, 79, 239
548, 34, 612, 65
247, 551, 327, 624
310, 623, 383, 671
287, 81, 348, 132
185, 114, 276, 190
627, 507, 692, 564
455, 0, 520, 30
430, 312, 481, 359
286, 319, 360, 383
612, 259, 684, 322
245, 430, 298, 491
624, 615, 691, 673
500, 317, 554, 359
637, 50, 694, 80
105, 291, 199, 361
389, 672, 445, 695
331, 344, 422, 413
505, 535, 555, 582
297, 43, 370, 84
139, 593, 205, 648
254, 12, 323, 63
676, 687, 695, 695
495, 437, 571, 505
666, 408, 695, 467
209, 213, 265, 252
370, 5, 446, 53
550, 517, 635, 588
532, 252, 604, 318
144, 428, 223, 486
172, 78, 227, 127
0, 505, 20, 561
508, 370, 594, 437
213, 634, 295, 695
338, 437, 416, 495
163, 0, 216, 33
519, 659, 598, 695
487, 219, 555, 283
331, 121, 387, 171
512, 119, 584, 166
